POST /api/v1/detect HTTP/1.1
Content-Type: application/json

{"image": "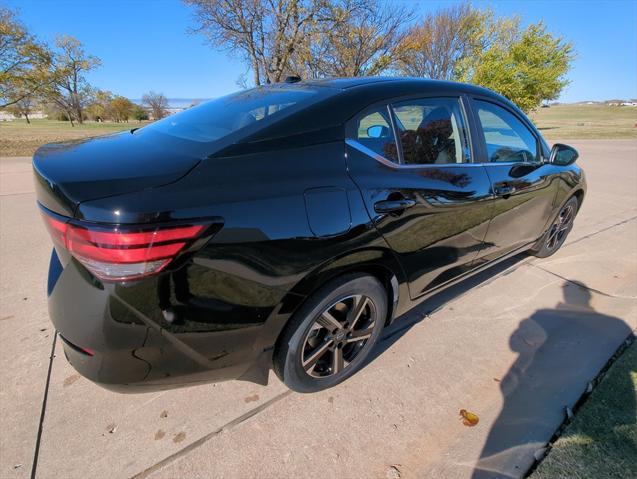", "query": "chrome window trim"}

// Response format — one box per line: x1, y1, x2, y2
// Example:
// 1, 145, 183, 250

479, 161, 546, 167
345, 139, 485, 169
